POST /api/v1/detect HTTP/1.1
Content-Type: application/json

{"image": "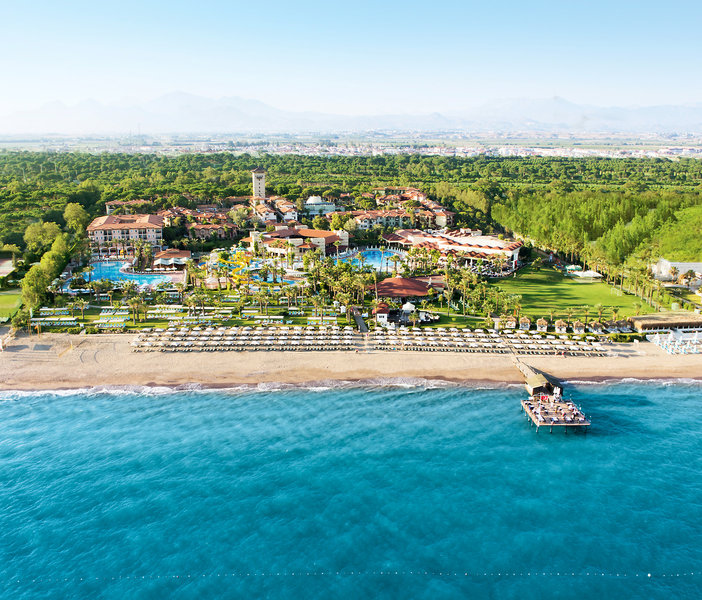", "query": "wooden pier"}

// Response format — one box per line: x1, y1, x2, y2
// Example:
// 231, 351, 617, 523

514, 359, 590, 432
